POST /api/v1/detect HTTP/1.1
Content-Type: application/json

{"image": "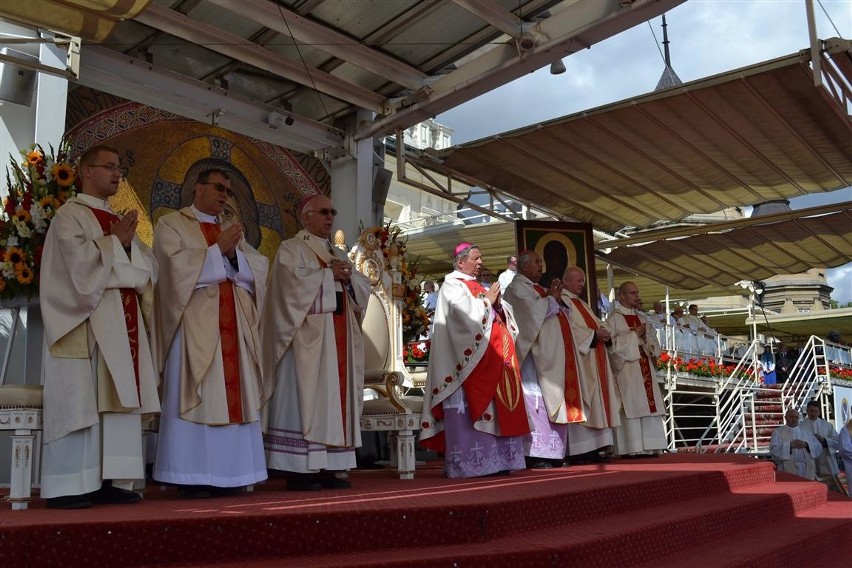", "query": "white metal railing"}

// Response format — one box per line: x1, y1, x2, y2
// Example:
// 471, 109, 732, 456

680, 336, 840, 454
